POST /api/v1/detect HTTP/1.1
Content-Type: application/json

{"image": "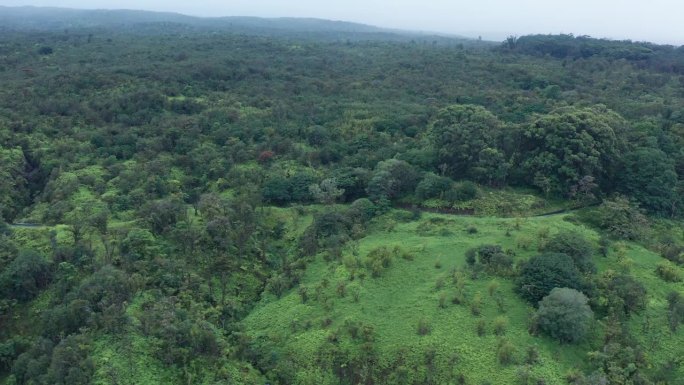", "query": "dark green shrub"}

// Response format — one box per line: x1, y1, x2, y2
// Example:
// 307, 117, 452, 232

535, 288, 593, 343
516, 253, 588, 304
476, 319, 486, 336
11, 338, 54, 384
0, 250, 52, 302
46, 334, 94, 385
465, 248, 477, 266
497, 339, 517, 365
468, 244, 514, 276
417, 319, 431, 336
349, 198, 376, 223
415, 173, 452, 199
598, 274, 647, 316
367, 159, 420, 201
655, 263, 682, 282
262, 175, 291, 204
590, 196, 649, 240
493, 316, 508, 335
525, 345, 540, 365
439, 292, 448, 308
445, 181, 479, 202
38, 46, 53, 55
471, 294, 482, 316
138, 198, 185, 234
543, 231, 595, 273
618, 148, 678, 216
667, 291, 684, 331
